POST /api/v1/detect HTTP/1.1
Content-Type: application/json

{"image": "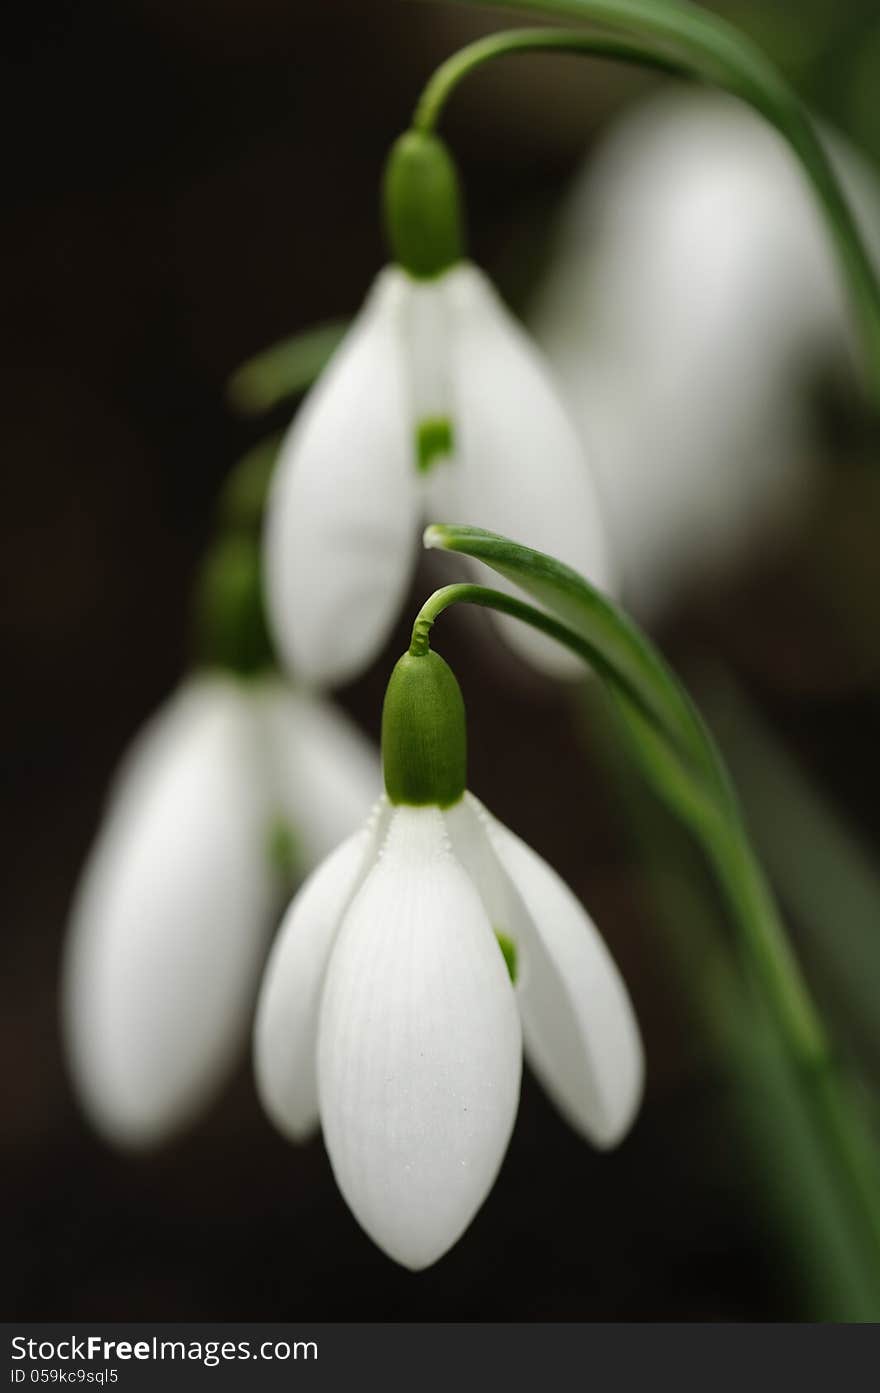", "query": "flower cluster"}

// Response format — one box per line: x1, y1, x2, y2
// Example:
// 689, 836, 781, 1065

53, 7, 880, 1328
62, 116, 642, 1269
